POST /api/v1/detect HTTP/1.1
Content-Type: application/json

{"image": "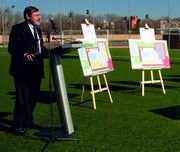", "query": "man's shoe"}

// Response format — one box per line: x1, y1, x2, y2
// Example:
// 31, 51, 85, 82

12, 127, 26, 136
